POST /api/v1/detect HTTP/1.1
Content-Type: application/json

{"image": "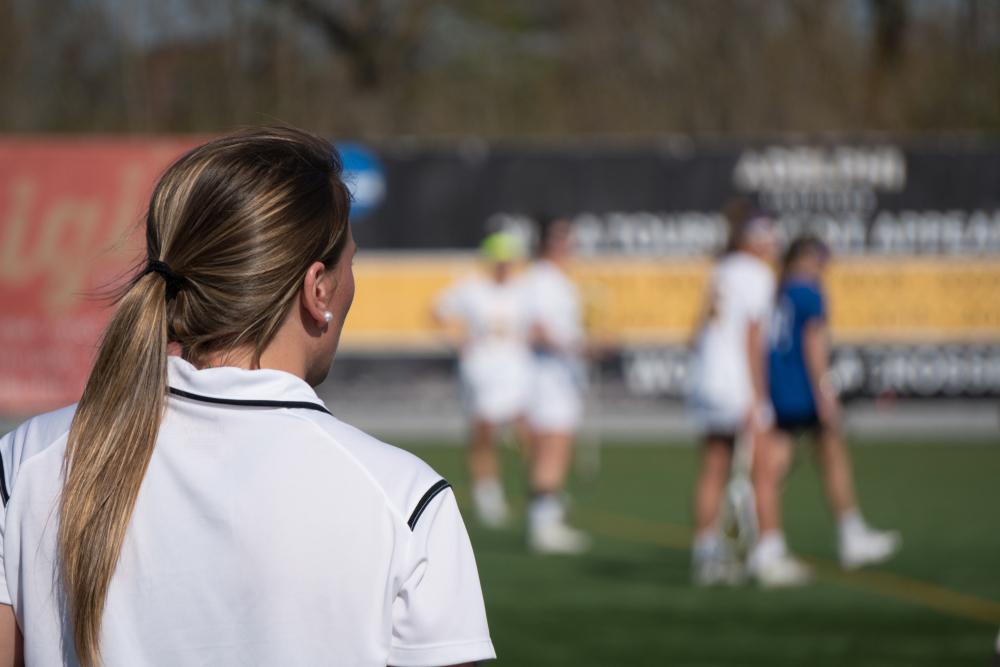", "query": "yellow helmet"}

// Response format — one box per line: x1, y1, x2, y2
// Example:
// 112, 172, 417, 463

480, 231, 523, 262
